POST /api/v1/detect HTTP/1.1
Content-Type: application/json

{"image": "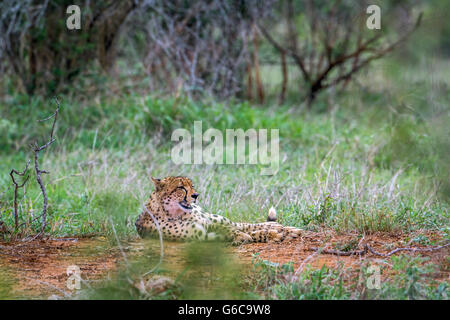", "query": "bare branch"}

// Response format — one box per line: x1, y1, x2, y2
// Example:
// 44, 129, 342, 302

257, 23, 311, 83
322, 13, 423, 90
257, 2, 422, 106
9, 159, 30, 230
137, 0, 273, 99
30, 97, 61, 239
309, 242, 450, 257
